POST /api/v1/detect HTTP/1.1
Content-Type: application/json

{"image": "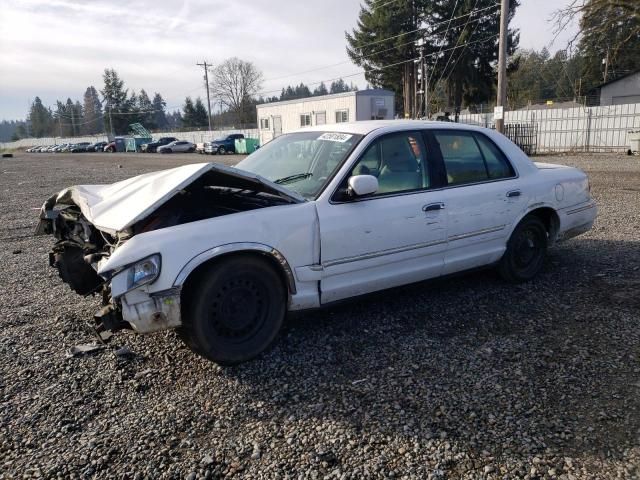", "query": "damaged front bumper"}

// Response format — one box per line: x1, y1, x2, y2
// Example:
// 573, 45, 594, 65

92, 287, 182, 338
119, 288, 182, 333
